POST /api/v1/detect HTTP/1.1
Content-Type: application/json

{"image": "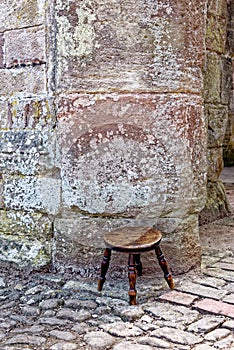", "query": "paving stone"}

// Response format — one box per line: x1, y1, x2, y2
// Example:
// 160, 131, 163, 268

151, 327, 203, 345
191, 276, 227, 289
49, 330, 77, 341
0, 277, 6, 288
193, 344, 216, 350
222, 319, 234, 331
84, 331, 116, 349
71, 323, 87, 335
64, 298, 97, 309
223, 293, 234, 304
214, 262, 234, 271
144, 302, 200, 325
39, 298, 64, 310
204, 327, 232, 341
50, 342, 78, 350
38, 317, 71, 326
56, 308, 91, 322
21, 306, 40, 316
4, 334, 46, 345
177, 281, 227, 300
158, 290, 198, 306
214, 334, 234, 349
119, 306, 144, 321
138, 335, 171, 348
194, 298, 234, 318
204, 268, 234, 282
0, 332, 5, 340
12, 325, 45, 333
187, 315, 225, 333
112, 342, 153, 350
25, 285, 47, 295
101, 321, 143, 337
